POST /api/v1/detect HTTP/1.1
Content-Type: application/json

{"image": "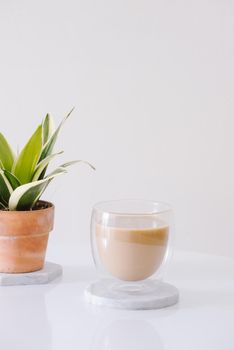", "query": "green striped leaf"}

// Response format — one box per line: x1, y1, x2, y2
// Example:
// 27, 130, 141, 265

9, 170, 66, 211
42, 114, 55, 145
45, 167, 68, 178
39, 108, 74, 162
0, 202, 6, 210
0, 170, 14, 205
44, 160, 95, 180
60, 160, 95, 170
4, 170, 21, 190
0, 133, 15, 171
32, 151, 64, 181
13, 125, 43, 184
